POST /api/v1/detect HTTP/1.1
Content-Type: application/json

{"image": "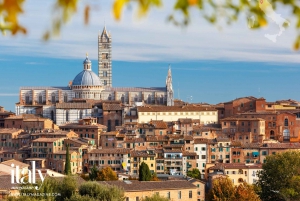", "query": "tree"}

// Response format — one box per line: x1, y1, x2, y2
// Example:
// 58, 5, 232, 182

79, 181, 125, 201
64, 143, 72, 175
141, 193, 169, 201
139, 162, 151, 181
56, 176, 77, 201
207, 177, 236, 201
89, 164, 99, 181
256, 151, 300, 201
235, 182, 261, 201
207, 177, 260, 201
97, 166, 118, 181
187, 168, 200, 179
1, 1, 300, 49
